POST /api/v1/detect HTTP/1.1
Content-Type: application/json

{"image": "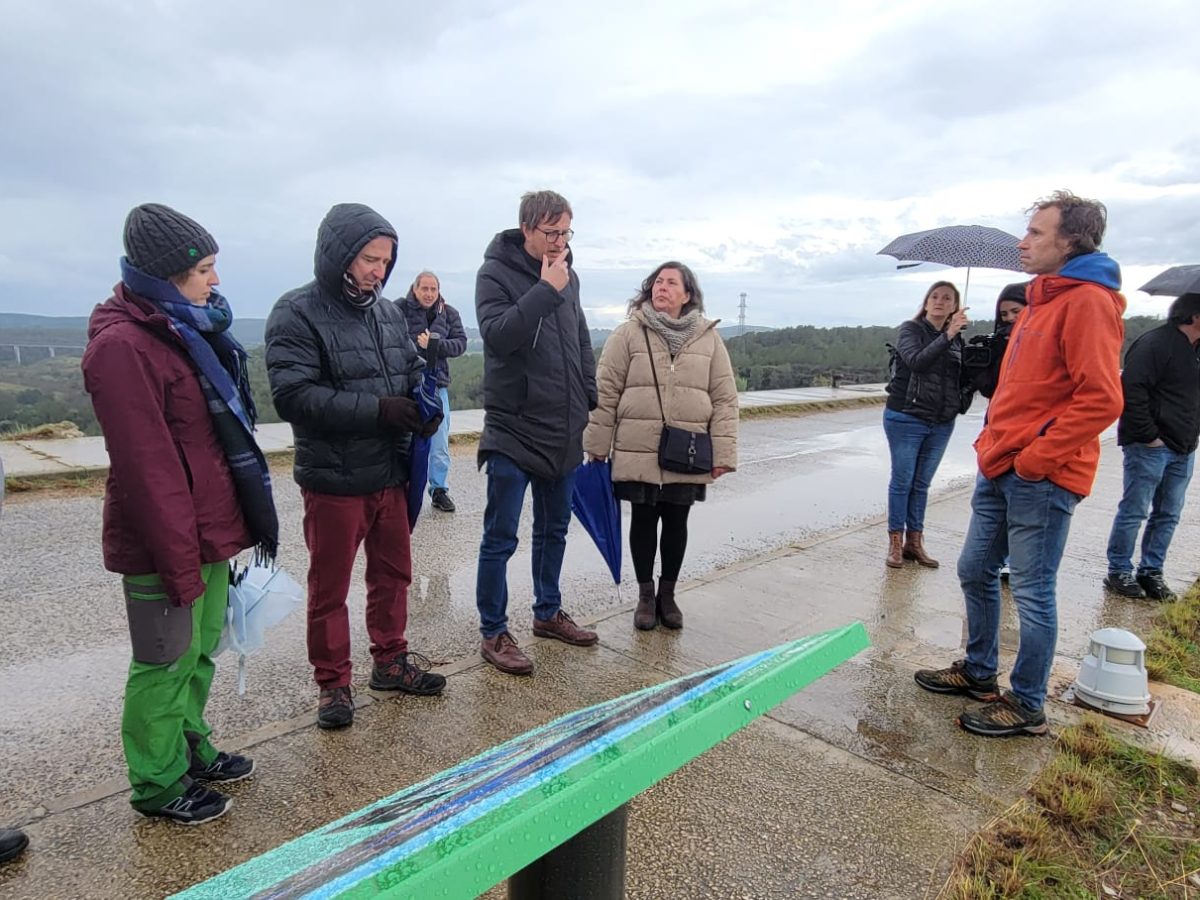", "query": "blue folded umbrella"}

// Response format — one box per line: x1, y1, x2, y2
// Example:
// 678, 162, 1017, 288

570, 459, 621, 584
406, 350, 444, 530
